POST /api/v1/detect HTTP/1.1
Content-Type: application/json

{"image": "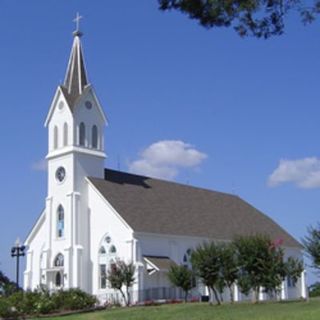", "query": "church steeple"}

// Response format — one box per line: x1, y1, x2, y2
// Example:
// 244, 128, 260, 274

61, 14, 89, 108
45, 15, 107, 156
